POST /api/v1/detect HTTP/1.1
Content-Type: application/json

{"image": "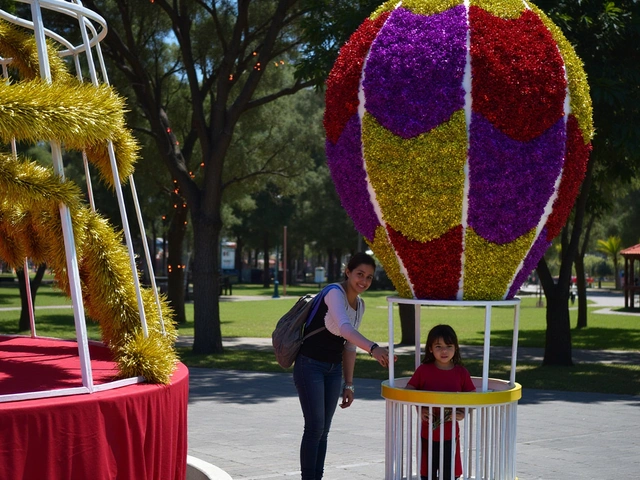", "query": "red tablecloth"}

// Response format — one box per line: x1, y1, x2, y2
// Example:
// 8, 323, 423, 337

0, 337, 188, 480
